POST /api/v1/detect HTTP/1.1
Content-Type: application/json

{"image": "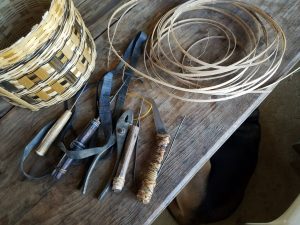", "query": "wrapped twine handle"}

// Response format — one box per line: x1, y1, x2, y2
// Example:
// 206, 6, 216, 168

137, 133, 170, 204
